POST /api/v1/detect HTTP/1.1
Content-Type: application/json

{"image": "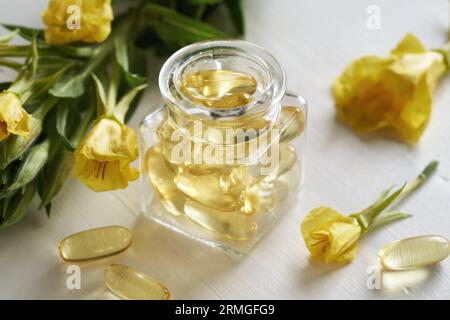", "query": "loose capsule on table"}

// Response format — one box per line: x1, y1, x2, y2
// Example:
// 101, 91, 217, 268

105, 264, 171, 300
59, 226, 132, 262
181, 69, 257, 109
379, 235, 450, 270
